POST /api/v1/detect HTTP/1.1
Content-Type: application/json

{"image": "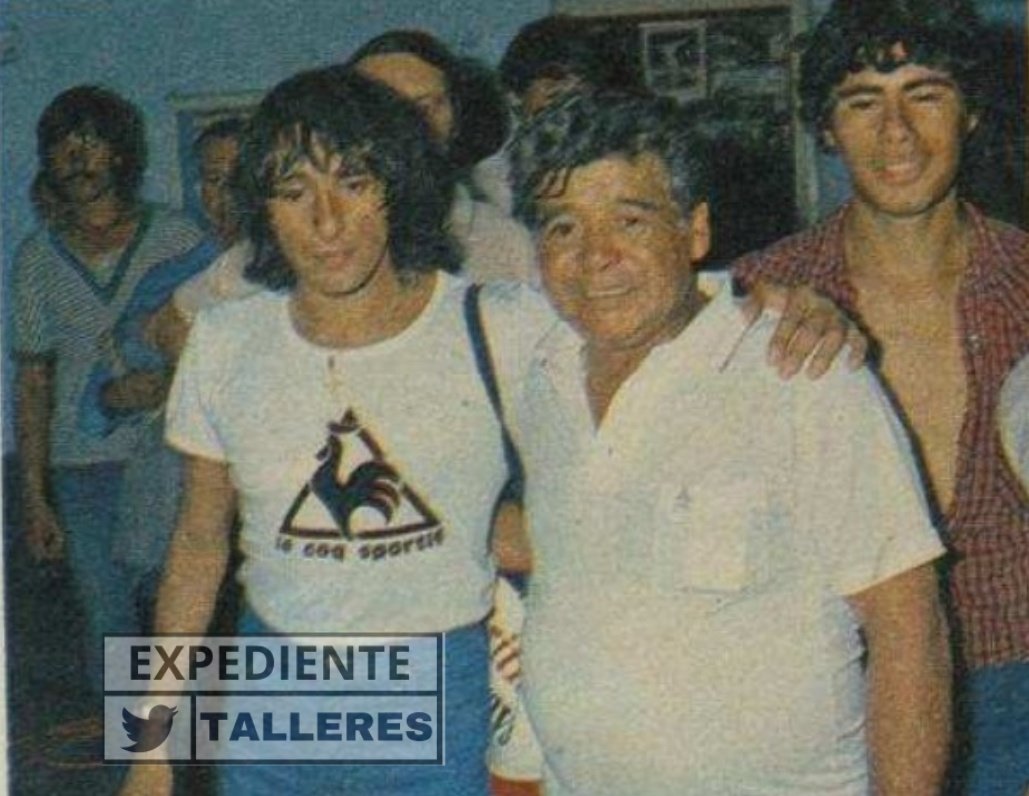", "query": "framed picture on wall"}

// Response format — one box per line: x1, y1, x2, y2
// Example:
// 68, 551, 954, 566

573, 5, 804, 264
640, 20, 707, 102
